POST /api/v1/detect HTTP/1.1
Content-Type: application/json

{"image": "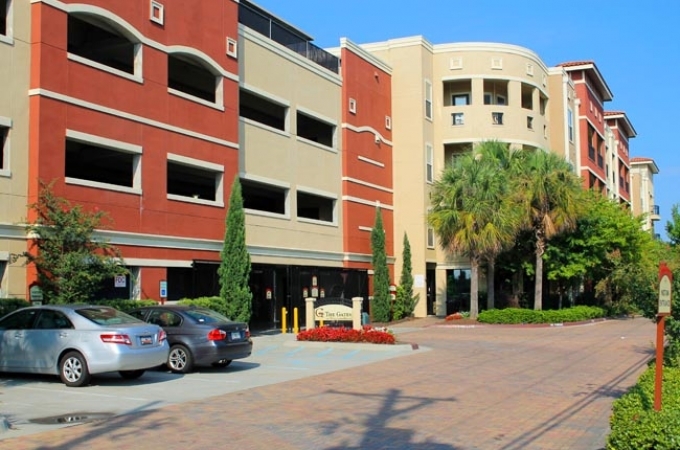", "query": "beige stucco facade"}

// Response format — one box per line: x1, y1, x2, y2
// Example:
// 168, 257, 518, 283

630, 158, 660, 232
238, 25, 344, 268
363, 38, 575, 316
0, 0, 30, 298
